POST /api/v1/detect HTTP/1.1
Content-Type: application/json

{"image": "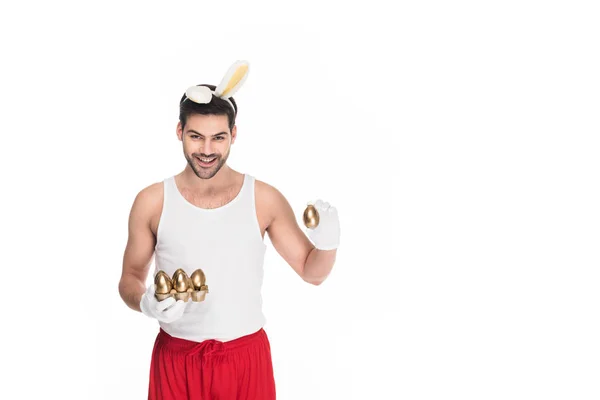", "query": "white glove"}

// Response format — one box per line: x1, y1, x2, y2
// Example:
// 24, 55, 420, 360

305, 199, 340, 250
140, 284, 186, 323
